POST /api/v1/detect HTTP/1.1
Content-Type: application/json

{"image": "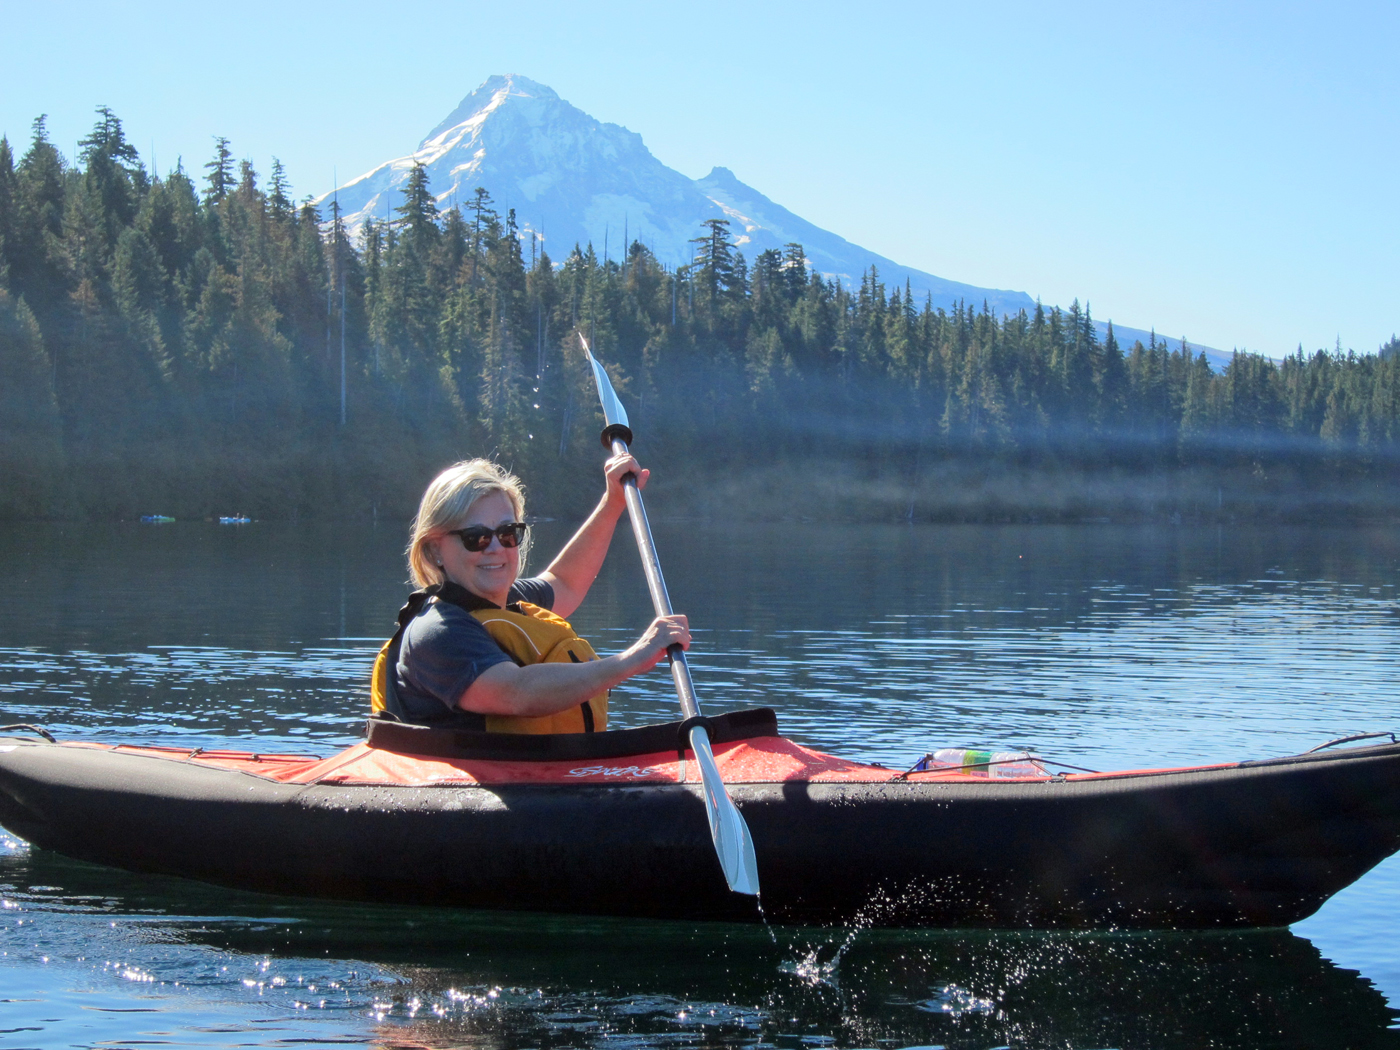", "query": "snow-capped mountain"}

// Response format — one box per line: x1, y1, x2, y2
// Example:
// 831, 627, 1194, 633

323, 75, 1033, 315
322, 75, 1226, 362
